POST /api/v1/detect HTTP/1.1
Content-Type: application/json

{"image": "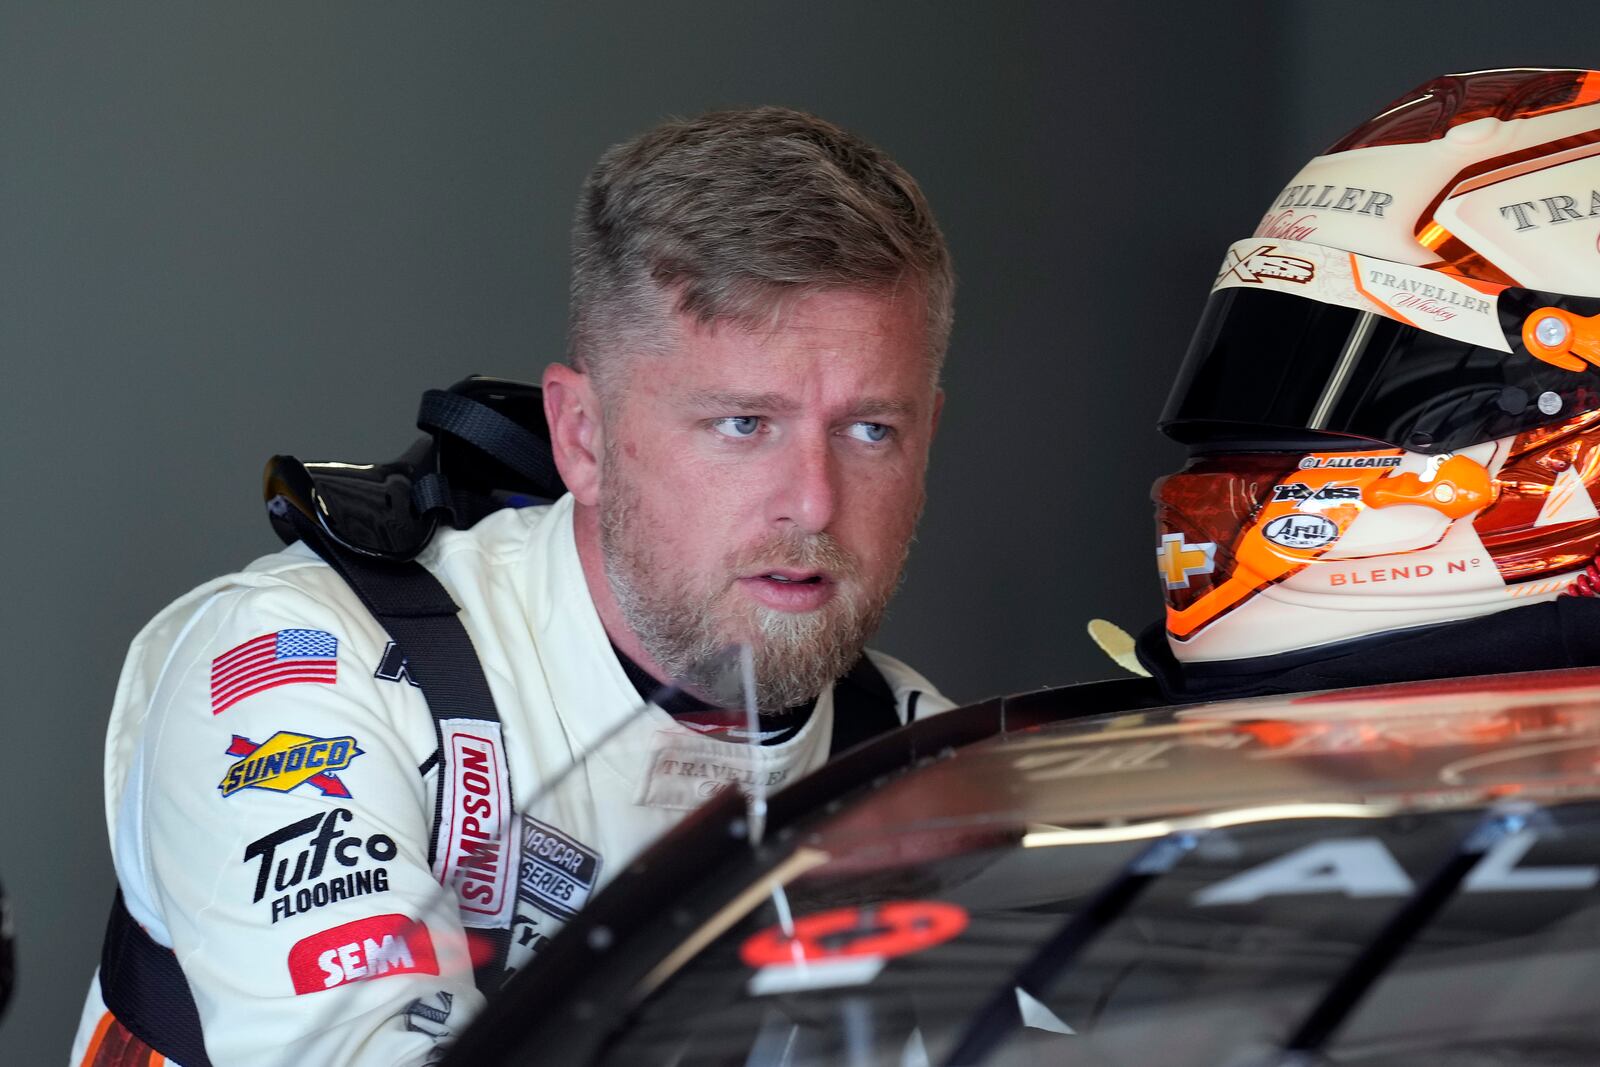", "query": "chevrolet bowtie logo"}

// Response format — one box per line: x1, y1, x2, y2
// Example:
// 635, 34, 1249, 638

1220, 244, 1316, 285
1157, 533, 1217, 589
